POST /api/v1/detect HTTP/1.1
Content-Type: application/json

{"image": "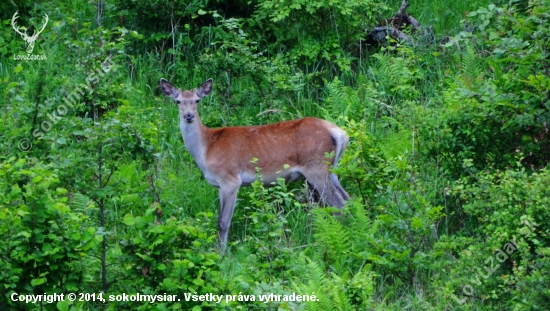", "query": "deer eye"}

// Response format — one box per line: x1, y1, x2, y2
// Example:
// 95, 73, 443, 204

195, 100, 200, 104
176, 100, 181, 104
